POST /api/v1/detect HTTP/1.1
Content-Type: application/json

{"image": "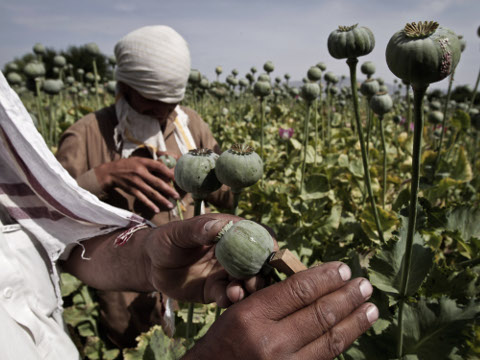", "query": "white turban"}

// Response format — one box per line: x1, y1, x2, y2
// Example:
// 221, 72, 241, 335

114, 25, 191, 103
